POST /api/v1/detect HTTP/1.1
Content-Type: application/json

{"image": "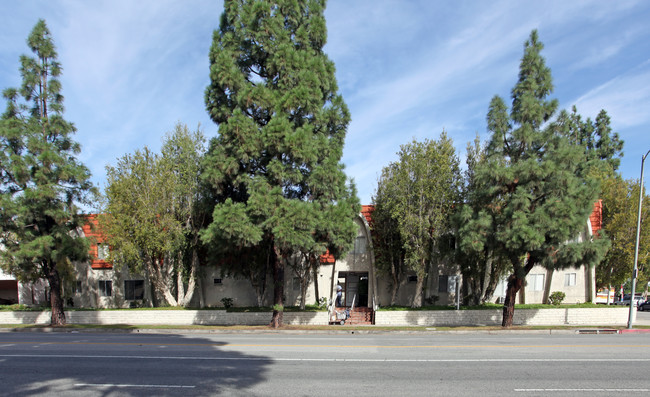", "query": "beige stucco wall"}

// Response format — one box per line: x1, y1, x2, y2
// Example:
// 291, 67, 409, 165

523, 264, 594, 304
